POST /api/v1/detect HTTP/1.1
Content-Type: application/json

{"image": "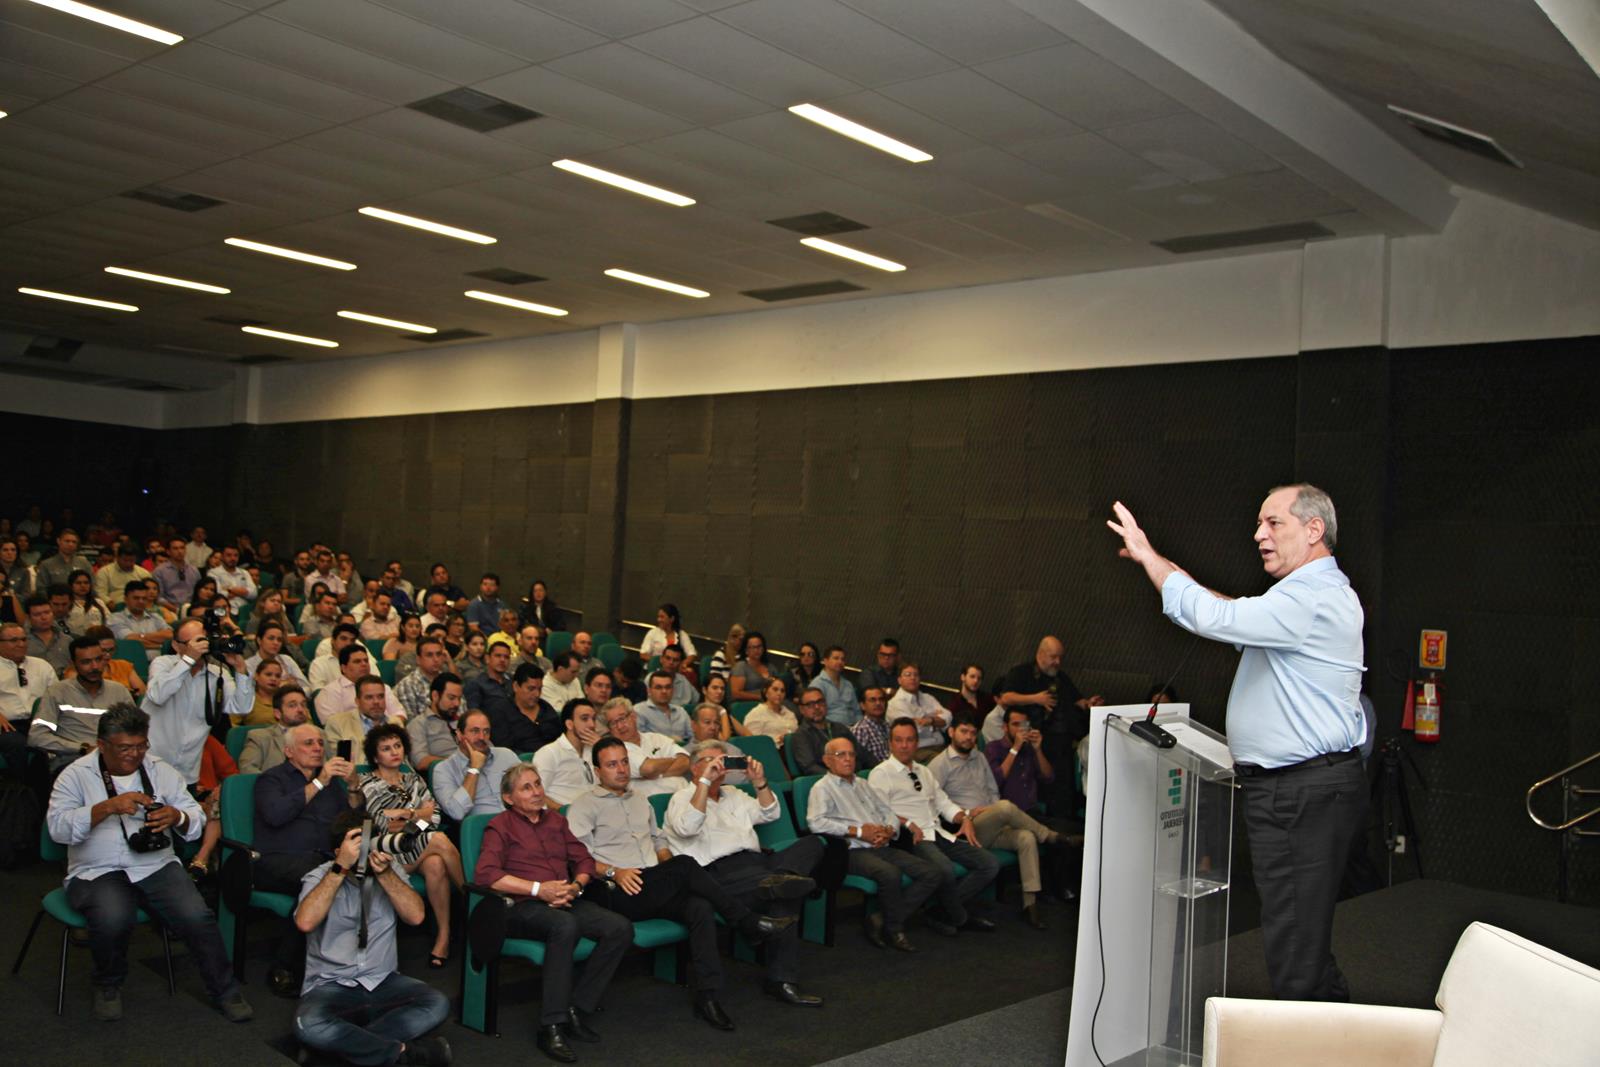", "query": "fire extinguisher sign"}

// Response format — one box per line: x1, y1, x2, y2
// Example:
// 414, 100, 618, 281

1419, 629, 1448, 671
